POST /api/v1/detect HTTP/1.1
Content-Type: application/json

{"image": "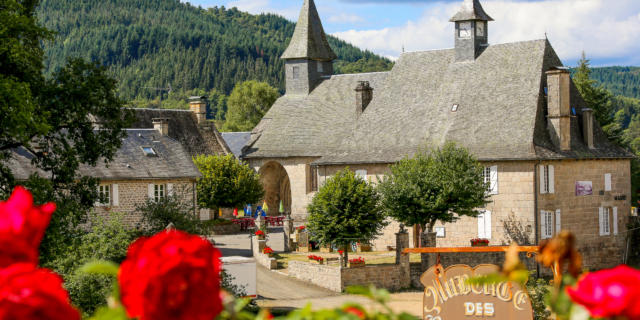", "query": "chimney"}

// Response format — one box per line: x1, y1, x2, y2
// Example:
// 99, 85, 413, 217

546, 67, 572, 151
582, 108, 595, 149
189, 96, 208, 125
152, 118, 170, 136
355, 81, 373, 117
